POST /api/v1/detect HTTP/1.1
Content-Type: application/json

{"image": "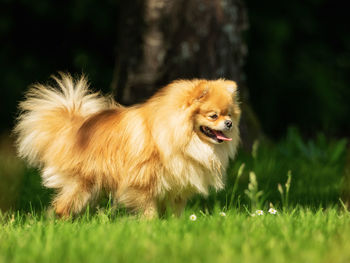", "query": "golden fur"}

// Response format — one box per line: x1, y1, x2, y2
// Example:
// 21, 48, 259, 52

14, 73, 241, 218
